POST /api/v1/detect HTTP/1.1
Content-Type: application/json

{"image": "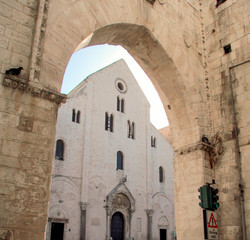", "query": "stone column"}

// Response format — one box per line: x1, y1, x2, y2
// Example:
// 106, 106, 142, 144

104, 206, 112, 240
145, 209, 154, 240
80, 202, 88, 240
